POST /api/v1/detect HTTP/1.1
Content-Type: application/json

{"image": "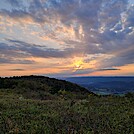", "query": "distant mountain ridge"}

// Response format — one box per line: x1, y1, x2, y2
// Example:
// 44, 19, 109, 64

65, 76, 134, 95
